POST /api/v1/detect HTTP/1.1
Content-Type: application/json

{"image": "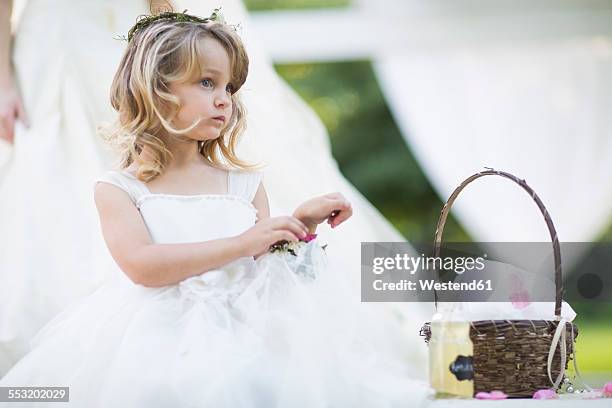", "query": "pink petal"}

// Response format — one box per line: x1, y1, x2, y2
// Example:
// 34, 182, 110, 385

475, 392, 492, 399
510, 290, 531, 309
604, 382, 612, 396
533, 389, 558, 399
488, 390, 508, 399
303, 233, 317, 243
